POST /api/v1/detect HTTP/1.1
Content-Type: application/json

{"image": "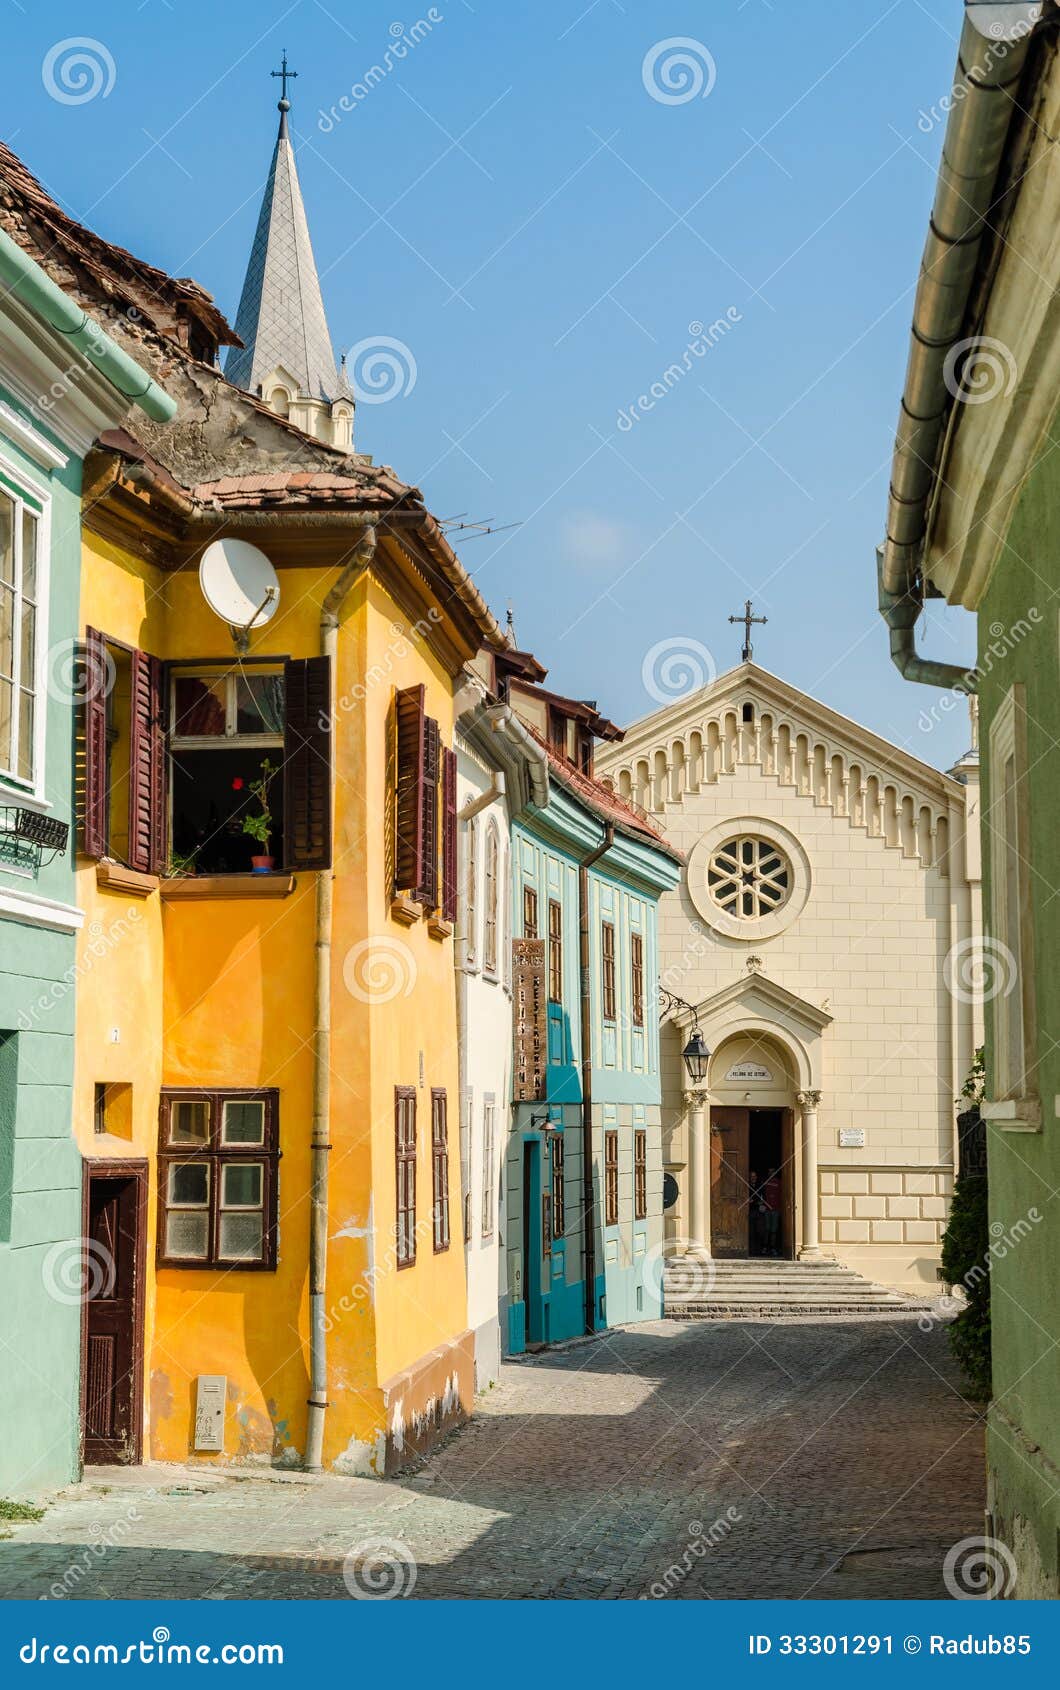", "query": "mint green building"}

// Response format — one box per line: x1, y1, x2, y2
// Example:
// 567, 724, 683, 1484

876, 4, 1060, 1598
0, 228, 172, 1495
